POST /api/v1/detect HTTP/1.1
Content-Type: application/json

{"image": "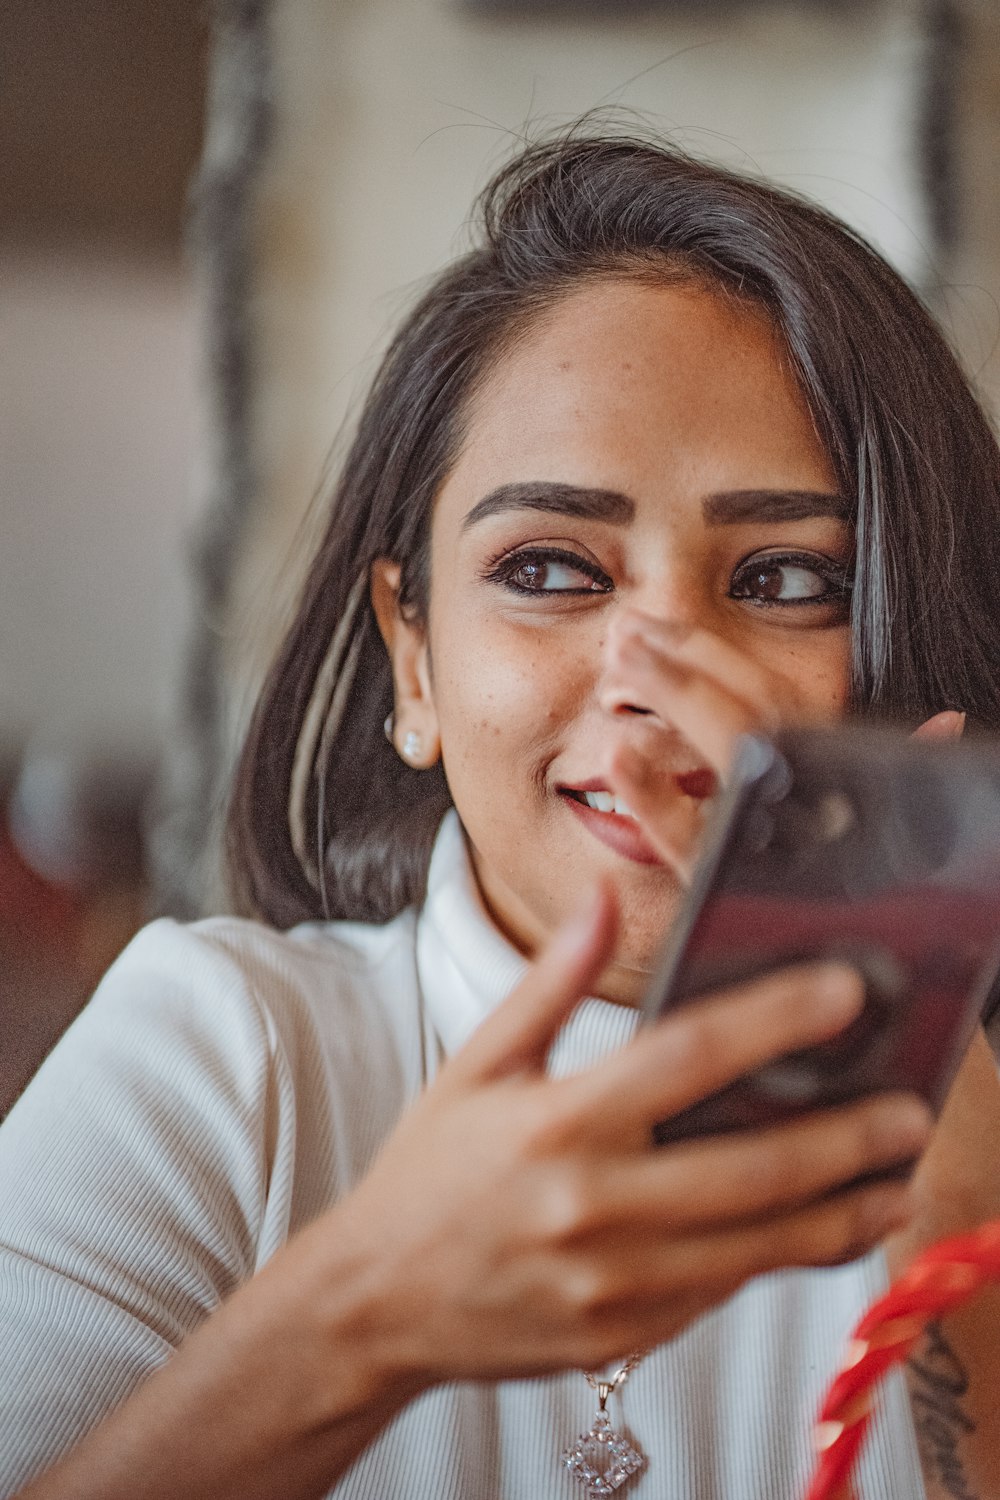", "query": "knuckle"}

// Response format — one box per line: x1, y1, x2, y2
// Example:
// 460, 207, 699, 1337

535, 1164, 604, 1245
518, 1092, 576, 1161
562, 1261, 619, 1318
